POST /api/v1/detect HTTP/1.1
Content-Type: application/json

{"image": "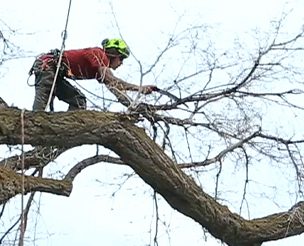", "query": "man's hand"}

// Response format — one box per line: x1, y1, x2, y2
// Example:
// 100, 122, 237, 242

141, 85, 158, 94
